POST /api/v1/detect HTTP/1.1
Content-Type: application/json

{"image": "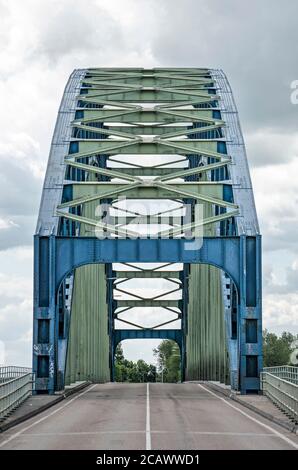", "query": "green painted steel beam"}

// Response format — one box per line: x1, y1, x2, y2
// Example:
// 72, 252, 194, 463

73, 122, 223, 139
155, 161, 230, 182
108, 216, 183, 224
67, 140, 227, 159
58, 182, 229, 208
65, 264, 110, 384
104, 167, 188, 176
85, 72, 212, 81
83, 79, 216, 94
83, 78, 214, 90
79, 90, 216, 102
185, 264, 229, 384
115, 271, 180, 278
157, 123, 224, 139
56, 209, 237, 236
157, 210, 239, 237
56, 210, 140, 237
116, 300, 179, 307
73, 124, 138, 141
96, 124, 222, 136
74, 109, 222, 124
65, 160, 142, 182
84, 72, 213, 82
